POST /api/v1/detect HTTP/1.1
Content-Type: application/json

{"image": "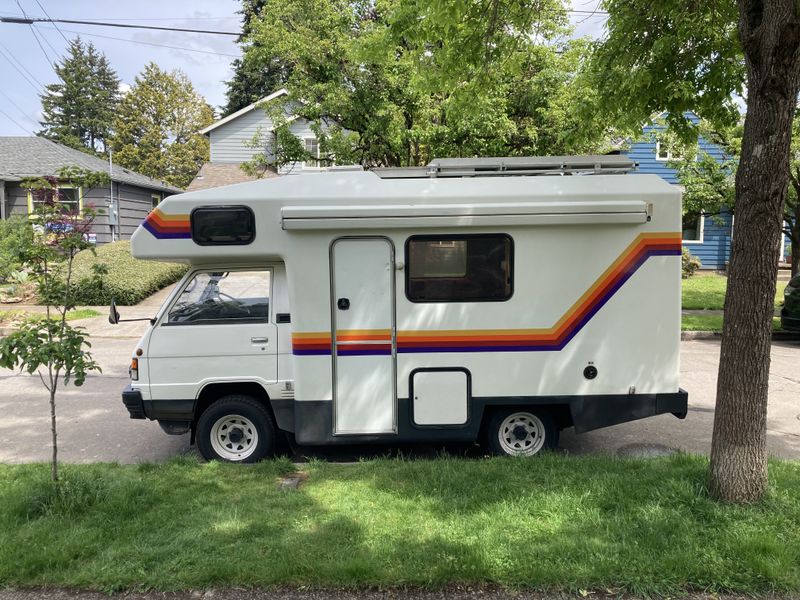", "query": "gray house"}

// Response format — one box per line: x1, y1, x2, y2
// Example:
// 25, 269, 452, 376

188, 88, 328, 191
0, 137, 181, 245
